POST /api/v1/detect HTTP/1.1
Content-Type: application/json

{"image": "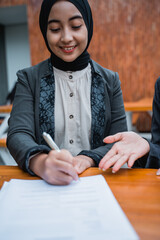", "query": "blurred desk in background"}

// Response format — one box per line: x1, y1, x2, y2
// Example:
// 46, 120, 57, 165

0, 138, 6, 147
124, 98, 153, 131
0, 104, 12, 114
0, 105, 16, 165
0, 104, 12, 137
